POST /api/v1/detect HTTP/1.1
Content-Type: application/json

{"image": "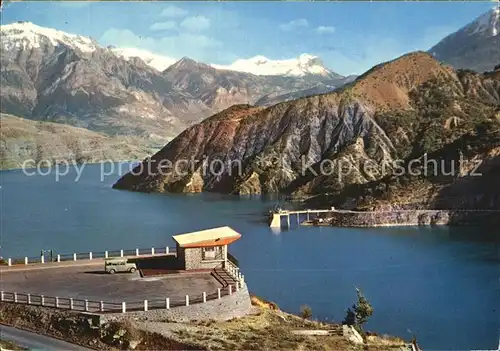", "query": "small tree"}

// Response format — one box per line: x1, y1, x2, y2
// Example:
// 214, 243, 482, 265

354, 287, 374, 327
343, 287, 374, 334
300, 305, 312, 320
